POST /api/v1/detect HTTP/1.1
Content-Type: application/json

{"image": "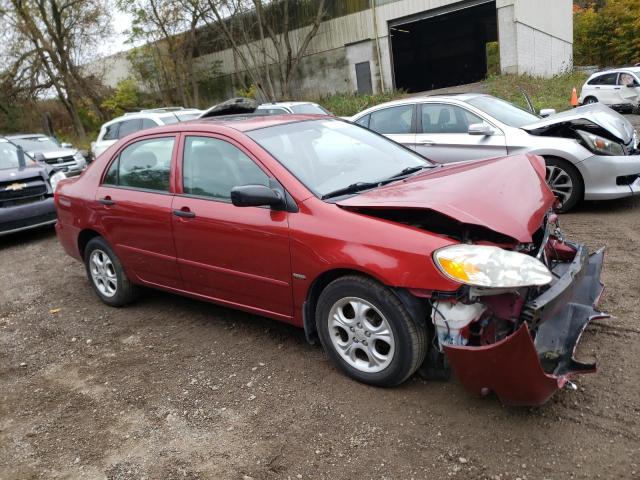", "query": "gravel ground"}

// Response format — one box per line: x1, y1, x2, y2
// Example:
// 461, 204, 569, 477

2, 122, 640, 479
